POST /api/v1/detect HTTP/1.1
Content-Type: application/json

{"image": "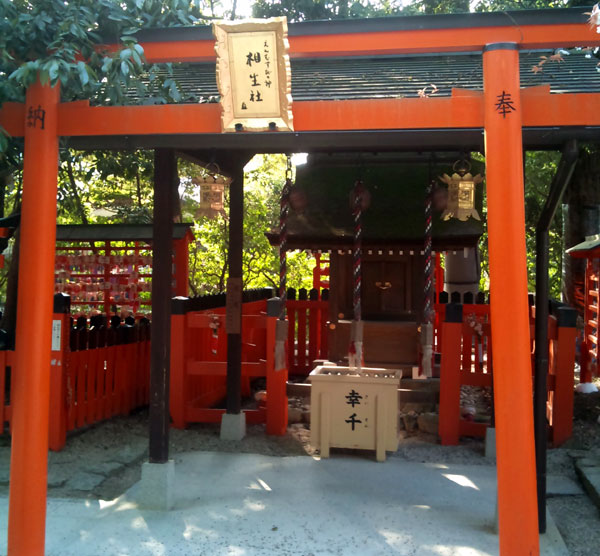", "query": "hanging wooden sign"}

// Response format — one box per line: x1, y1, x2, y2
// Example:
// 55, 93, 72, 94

213, 17, 293, 132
